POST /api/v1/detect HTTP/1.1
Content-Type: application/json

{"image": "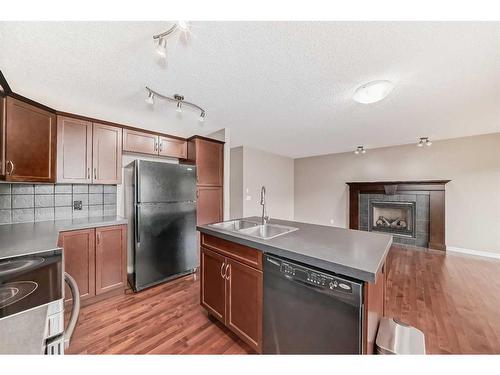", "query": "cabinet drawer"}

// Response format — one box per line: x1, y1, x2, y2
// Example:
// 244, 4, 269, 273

201, 234, 262, 270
